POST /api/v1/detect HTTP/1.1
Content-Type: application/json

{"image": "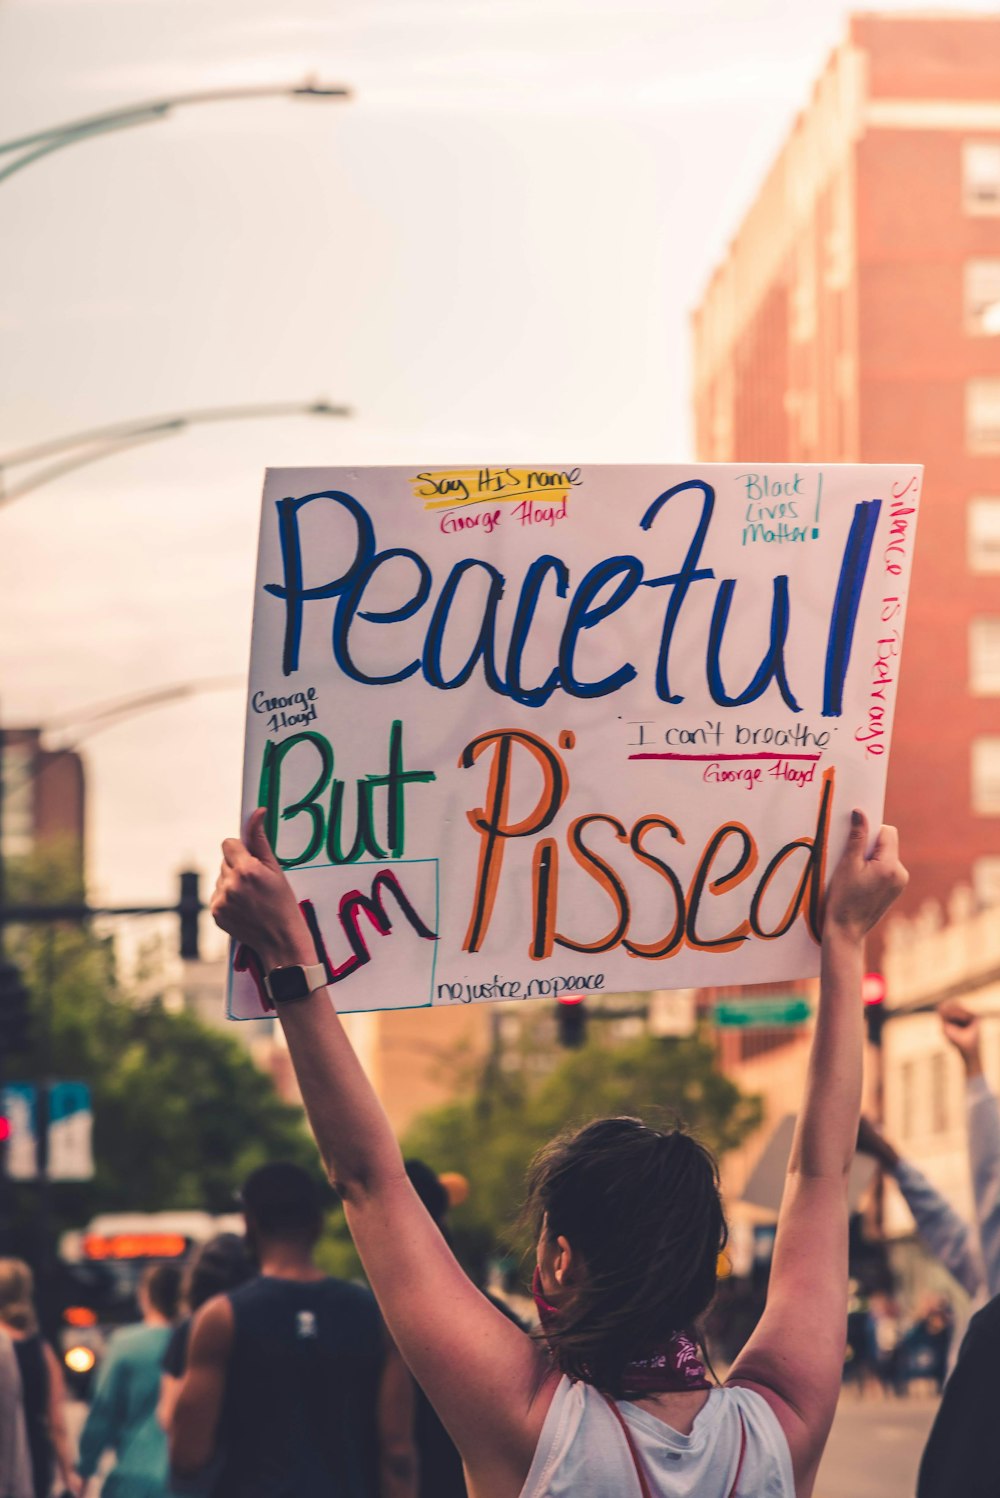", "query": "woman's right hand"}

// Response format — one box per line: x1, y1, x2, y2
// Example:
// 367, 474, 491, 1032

823, 811, 908, 942
211, 808, 316, 971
